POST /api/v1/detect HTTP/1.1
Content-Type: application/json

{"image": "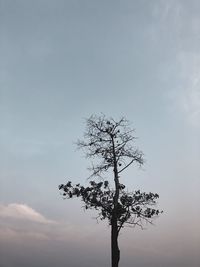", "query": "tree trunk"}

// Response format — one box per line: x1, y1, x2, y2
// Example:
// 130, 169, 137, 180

111, 217, 120, 267
111, 133, 120, 267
